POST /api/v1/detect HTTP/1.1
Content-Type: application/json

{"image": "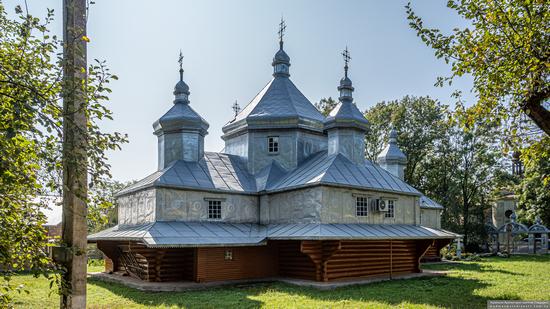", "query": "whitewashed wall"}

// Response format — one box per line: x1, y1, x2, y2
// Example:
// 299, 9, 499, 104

155, 188, 259, 223
117, 188, 156, 225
